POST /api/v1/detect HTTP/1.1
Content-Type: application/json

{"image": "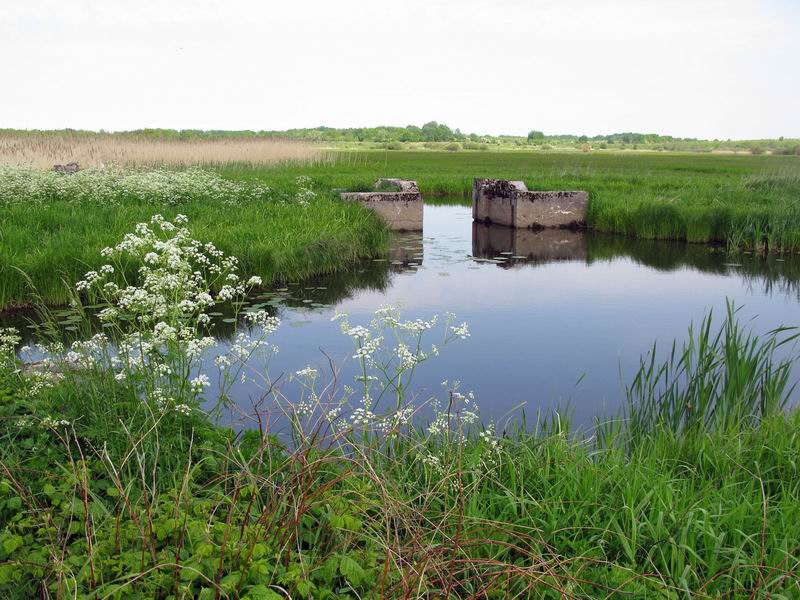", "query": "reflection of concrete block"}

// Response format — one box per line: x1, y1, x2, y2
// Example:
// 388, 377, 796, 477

472, 179, 587, 229
389, 232, 424, 268
472, 223, 587, 265
341, 179, 423, 231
